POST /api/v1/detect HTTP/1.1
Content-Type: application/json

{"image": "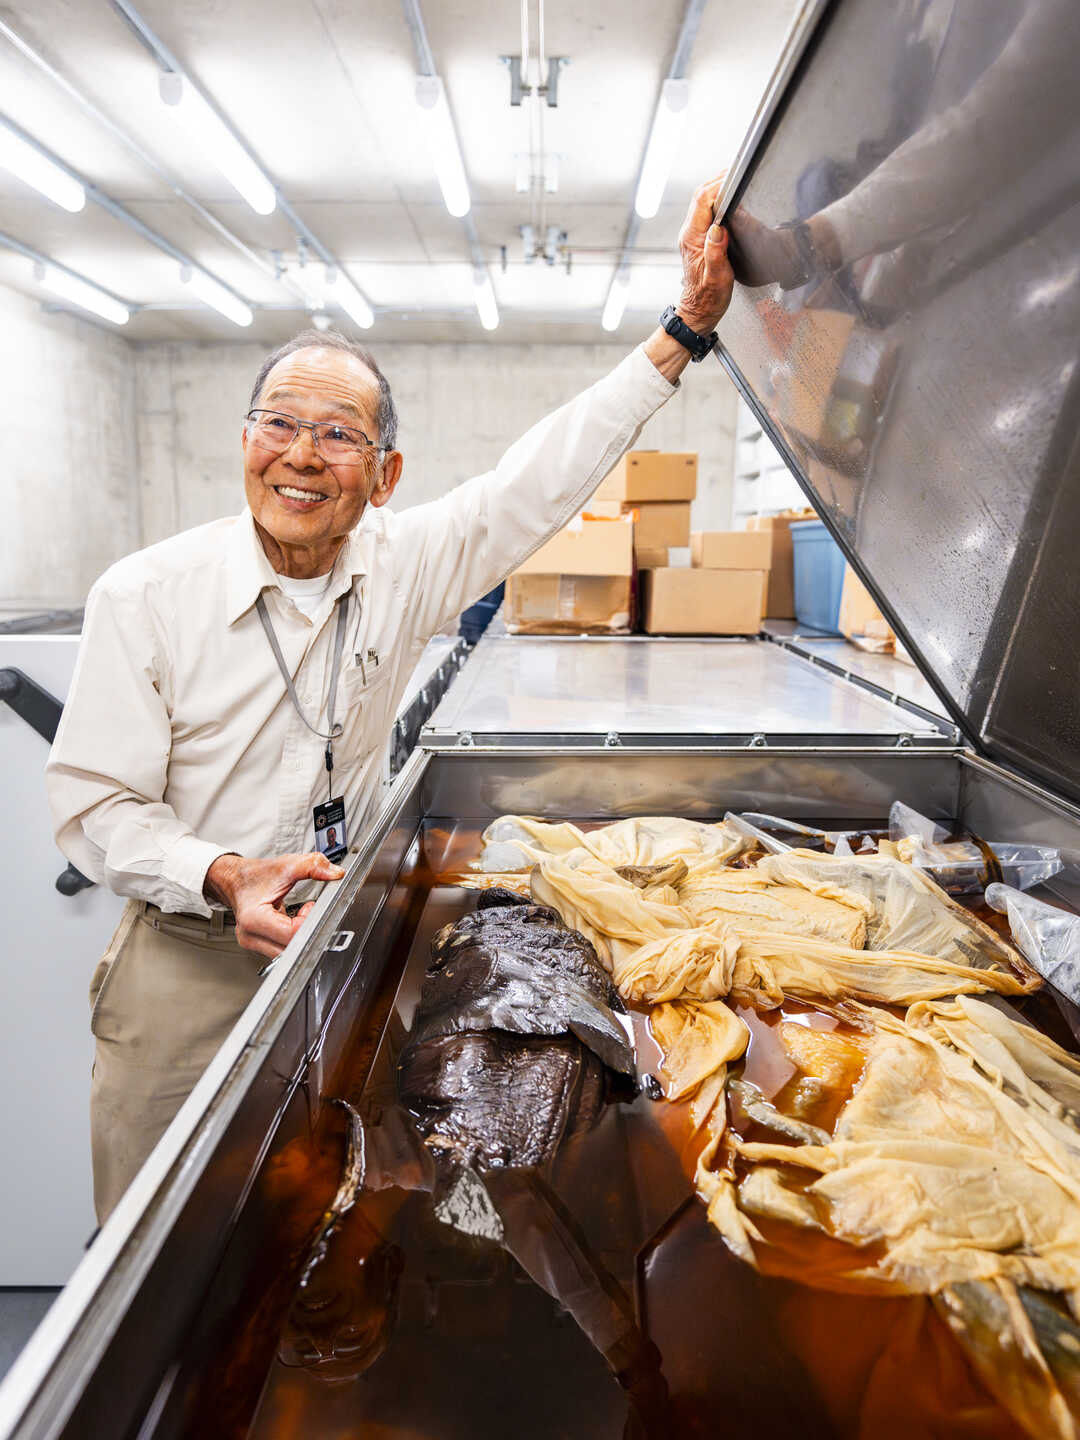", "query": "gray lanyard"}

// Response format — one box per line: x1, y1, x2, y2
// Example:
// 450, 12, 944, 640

256, 589, 350, 797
